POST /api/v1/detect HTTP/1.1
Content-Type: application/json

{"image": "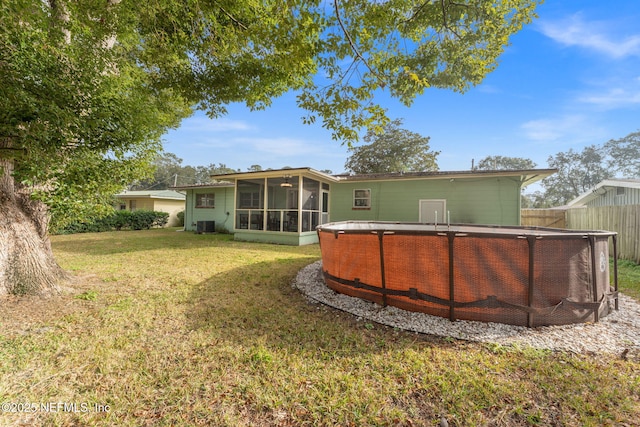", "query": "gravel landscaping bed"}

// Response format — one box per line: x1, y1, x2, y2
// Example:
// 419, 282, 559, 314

294, 261, 640, 358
